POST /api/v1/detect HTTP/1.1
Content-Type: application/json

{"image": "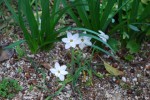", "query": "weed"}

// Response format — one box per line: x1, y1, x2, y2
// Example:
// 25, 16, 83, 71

0, 78, 22, 99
